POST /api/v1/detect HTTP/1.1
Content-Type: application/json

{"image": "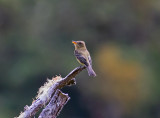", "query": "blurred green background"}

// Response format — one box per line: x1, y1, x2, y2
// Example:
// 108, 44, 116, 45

0, 0, 160, 118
